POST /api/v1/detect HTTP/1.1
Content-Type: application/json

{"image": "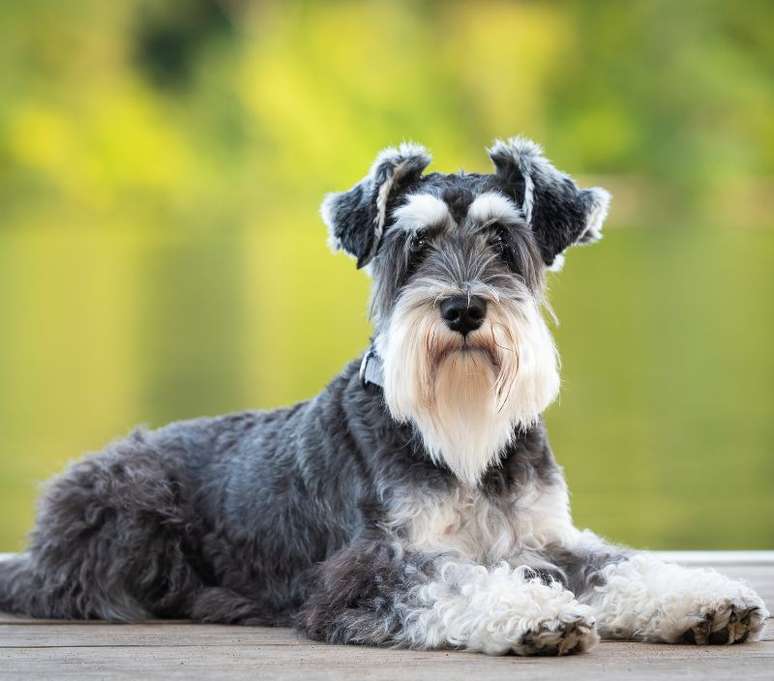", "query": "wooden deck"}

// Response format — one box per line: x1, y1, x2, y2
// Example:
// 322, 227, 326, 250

1, 552, 771, 680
